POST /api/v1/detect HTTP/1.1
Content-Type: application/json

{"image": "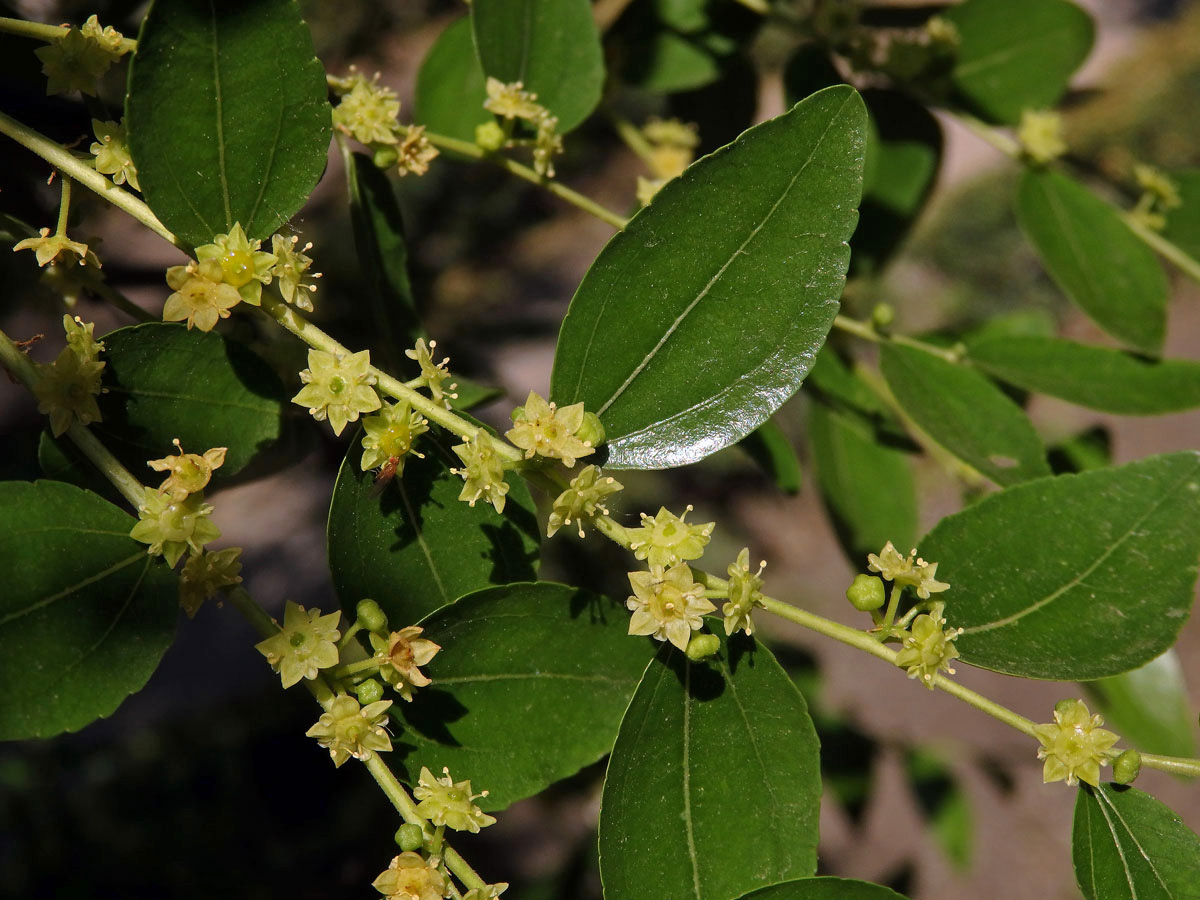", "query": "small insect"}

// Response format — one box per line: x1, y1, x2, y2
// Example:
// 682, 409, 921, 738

370, 456, 401, 497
